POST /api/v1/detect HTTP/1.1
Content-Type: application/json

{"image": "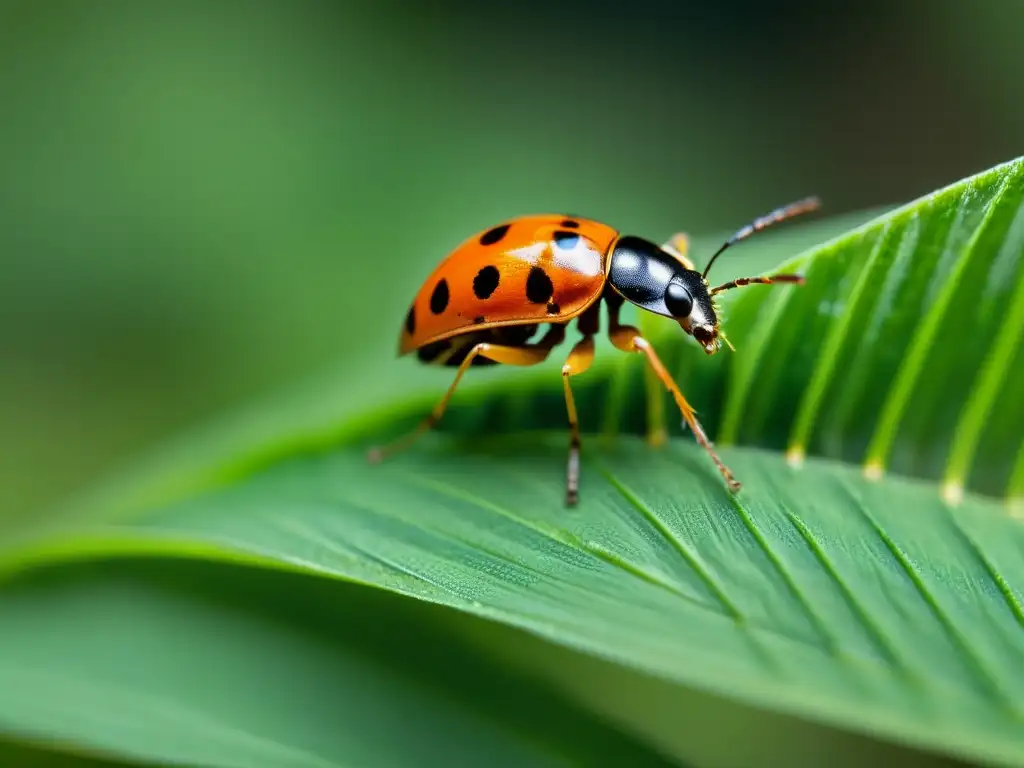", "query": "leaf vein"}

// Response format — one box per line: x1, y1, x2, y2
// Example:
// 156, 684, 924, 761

272, 513, 454, 598
837, 477, 1024, 717
865, 172, 1018, 474
403, 472, 581, 550
729, 496, 839, 652
716, 284, 800, 446
943, 199, 1024, 497
787, 226, 890, 460
598, 468, 745, 622
940, 506, 1024, 636
404, 470, 715, 608
783, 509, 908, 671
